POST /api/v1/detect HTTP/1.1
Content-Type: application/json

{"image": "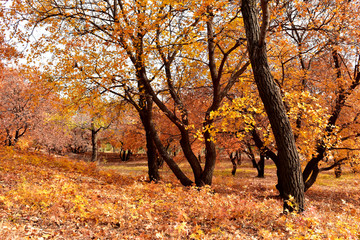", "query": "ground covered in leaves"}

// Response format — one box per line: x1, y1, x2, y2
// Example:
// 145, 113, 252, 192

0, 148, 359, 239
